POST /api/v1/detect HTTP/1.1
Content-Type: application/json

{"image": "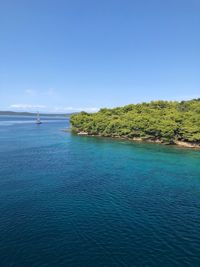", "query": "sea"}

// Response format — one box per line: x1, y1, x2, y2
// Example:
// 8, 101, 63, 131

0, 115, 200, 266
